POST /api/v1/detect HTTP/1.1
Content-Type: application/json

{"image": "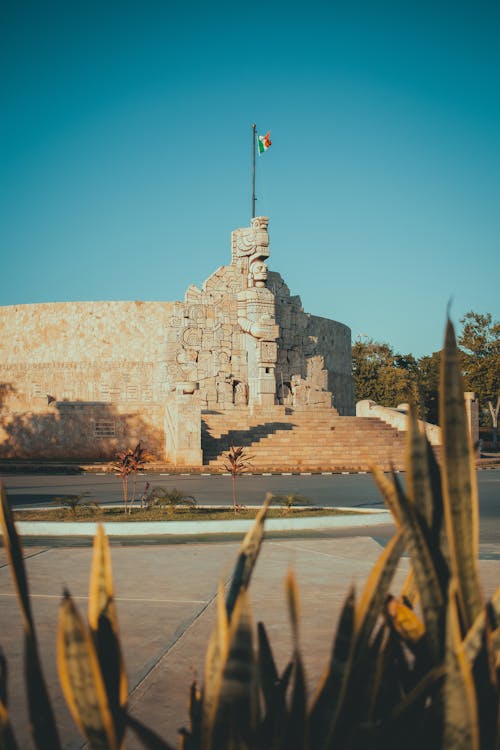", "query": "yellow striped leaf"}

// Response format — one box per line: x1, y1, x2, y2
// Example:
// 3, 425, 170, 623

0, 484, 62, 750
440, 320, 483, 632
57, 591, 118, 750
443, 580, 479, 750
211, 590, 258, 749
88, 526, 127, 746
201, 582, 229, 750
225, 493, 273, 619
